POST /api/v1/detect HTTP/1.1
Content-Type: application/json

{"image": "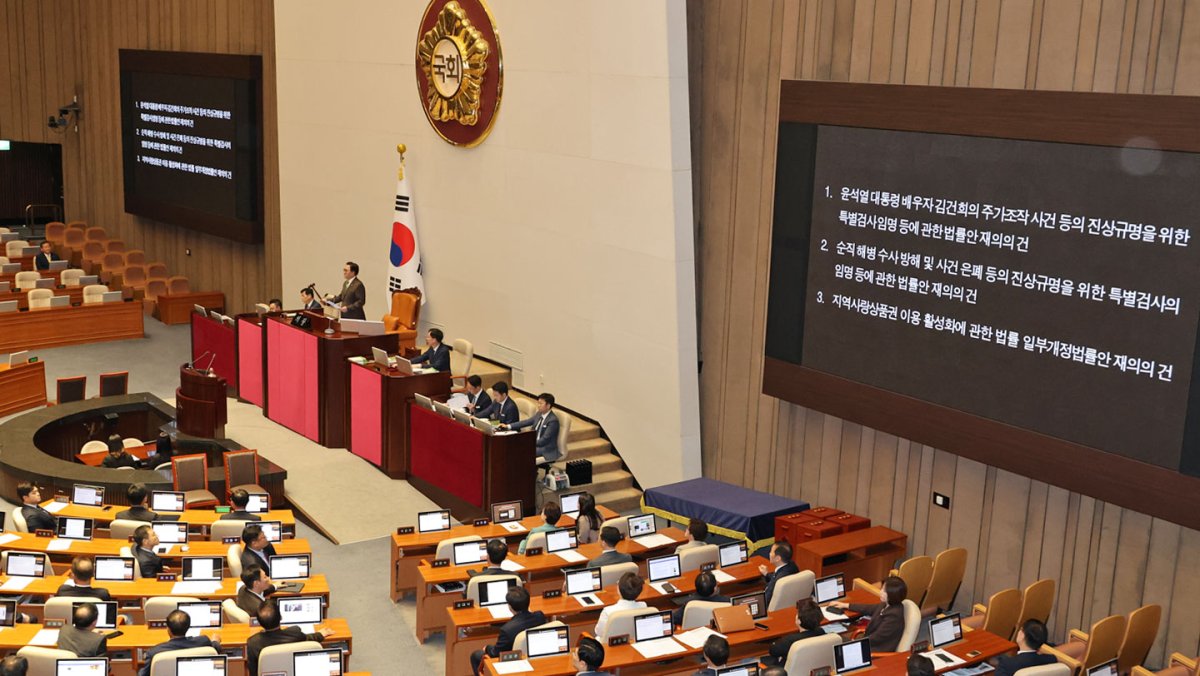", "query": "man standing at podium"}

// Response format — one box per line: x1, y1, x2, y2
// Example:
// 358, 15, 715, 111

328, 261, 366, 319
